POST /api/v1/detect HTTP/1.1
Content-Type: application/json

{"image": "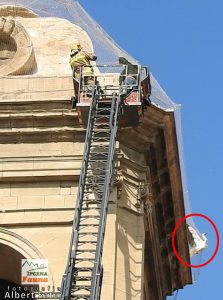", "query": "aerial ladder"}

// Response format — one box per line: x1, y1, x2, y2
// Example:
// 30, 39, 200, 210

61, 64, 151, 300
